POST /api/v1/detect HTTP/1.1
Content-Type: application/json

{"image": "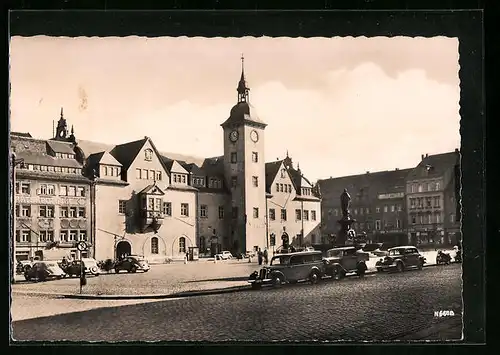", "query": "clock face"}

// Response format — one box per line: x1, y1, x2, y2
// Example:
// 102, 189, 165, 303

250, 130, 259, 142
229, 130, 239, 142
